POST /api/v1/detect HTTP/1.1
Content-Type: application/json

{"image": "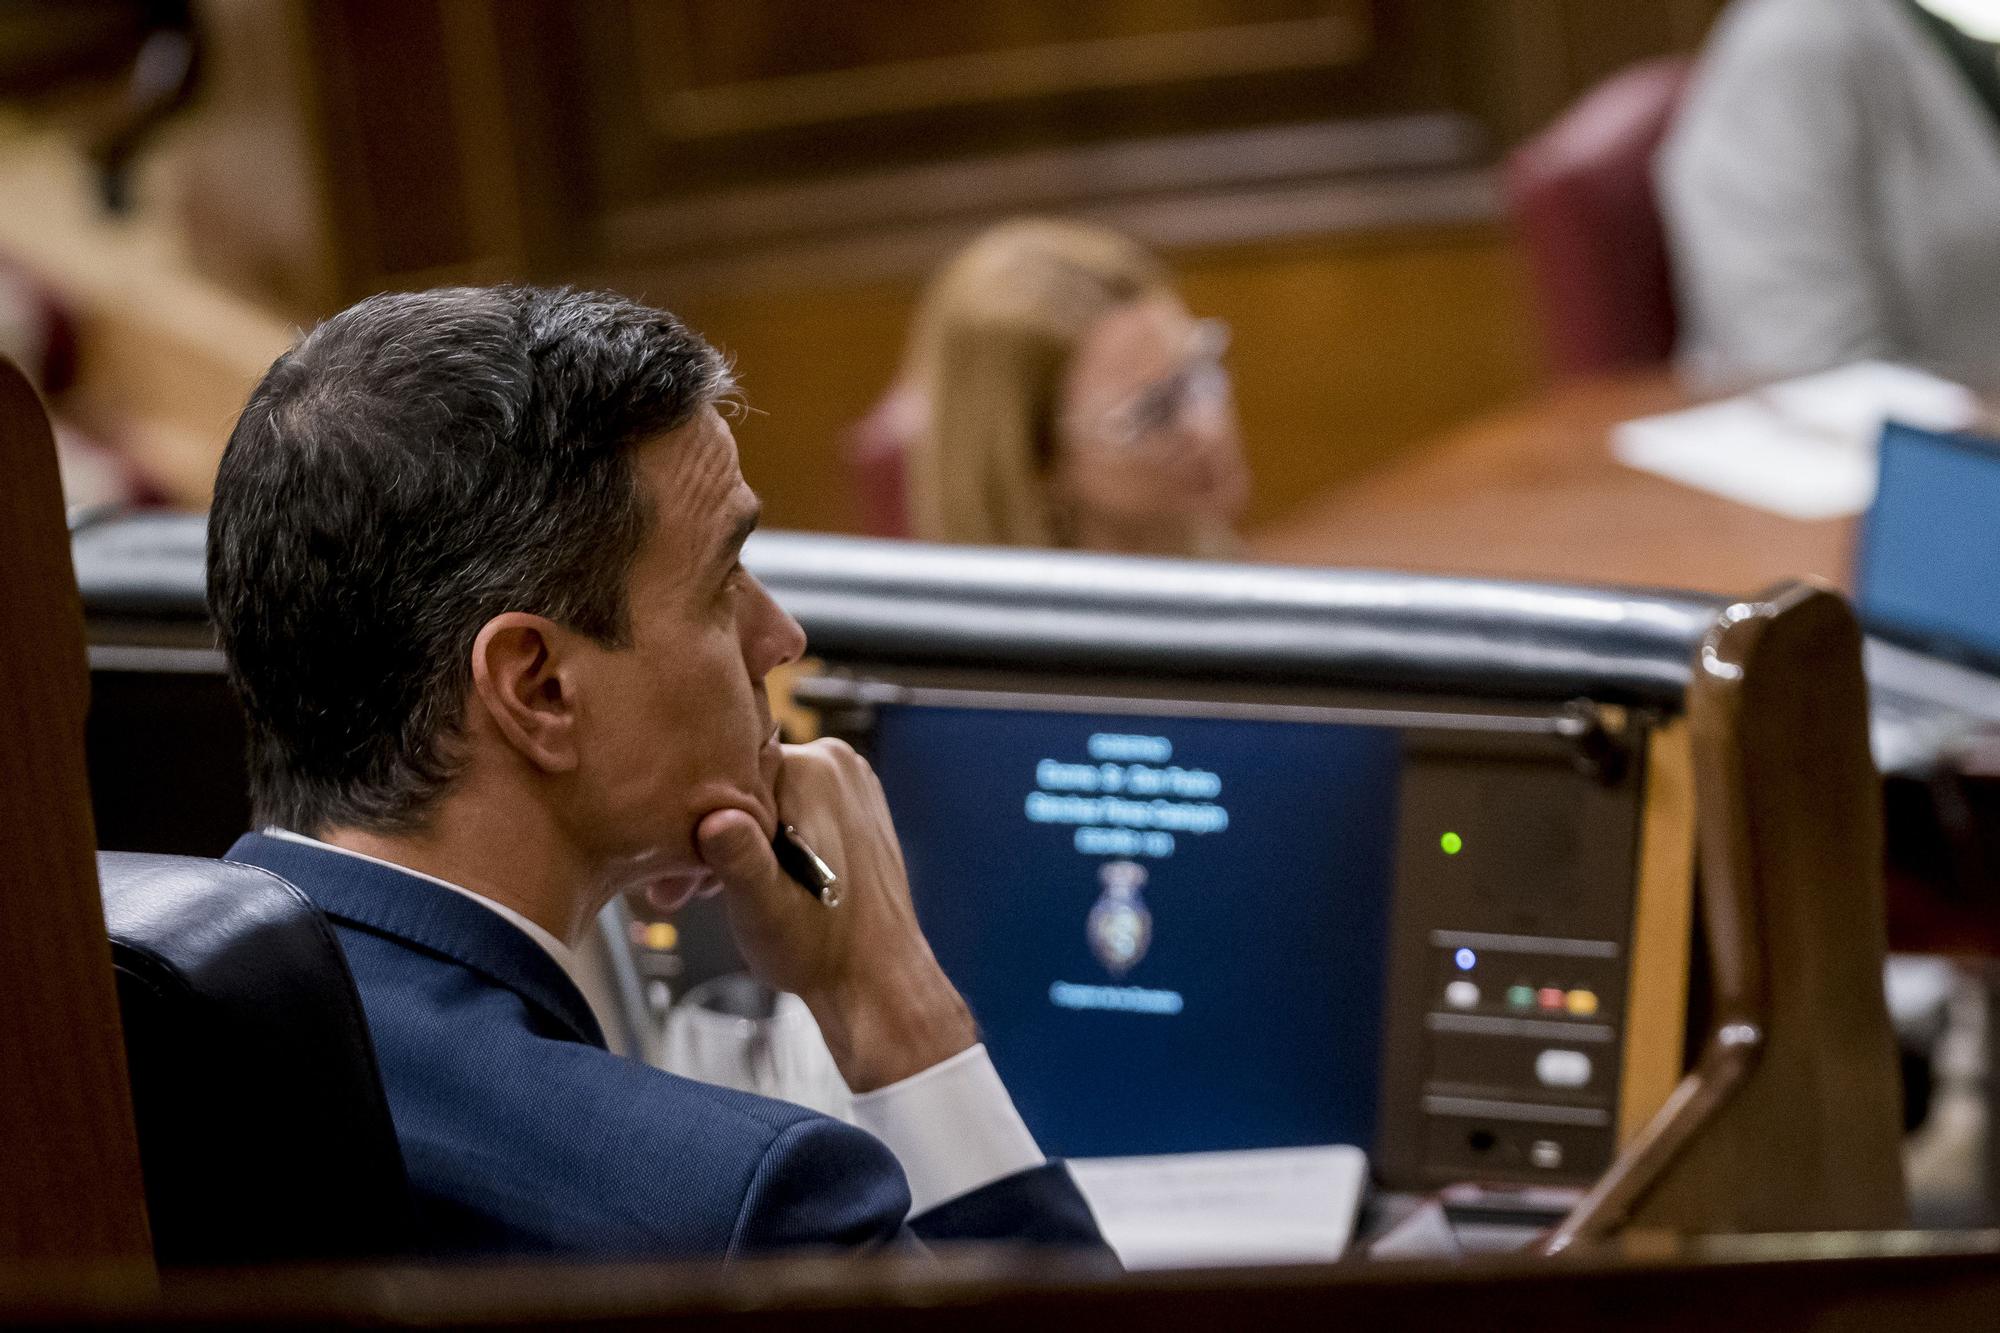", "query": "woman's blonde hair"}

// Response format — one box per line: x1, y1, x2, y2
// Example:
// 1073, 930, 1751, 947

904, 219, 1170, 546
